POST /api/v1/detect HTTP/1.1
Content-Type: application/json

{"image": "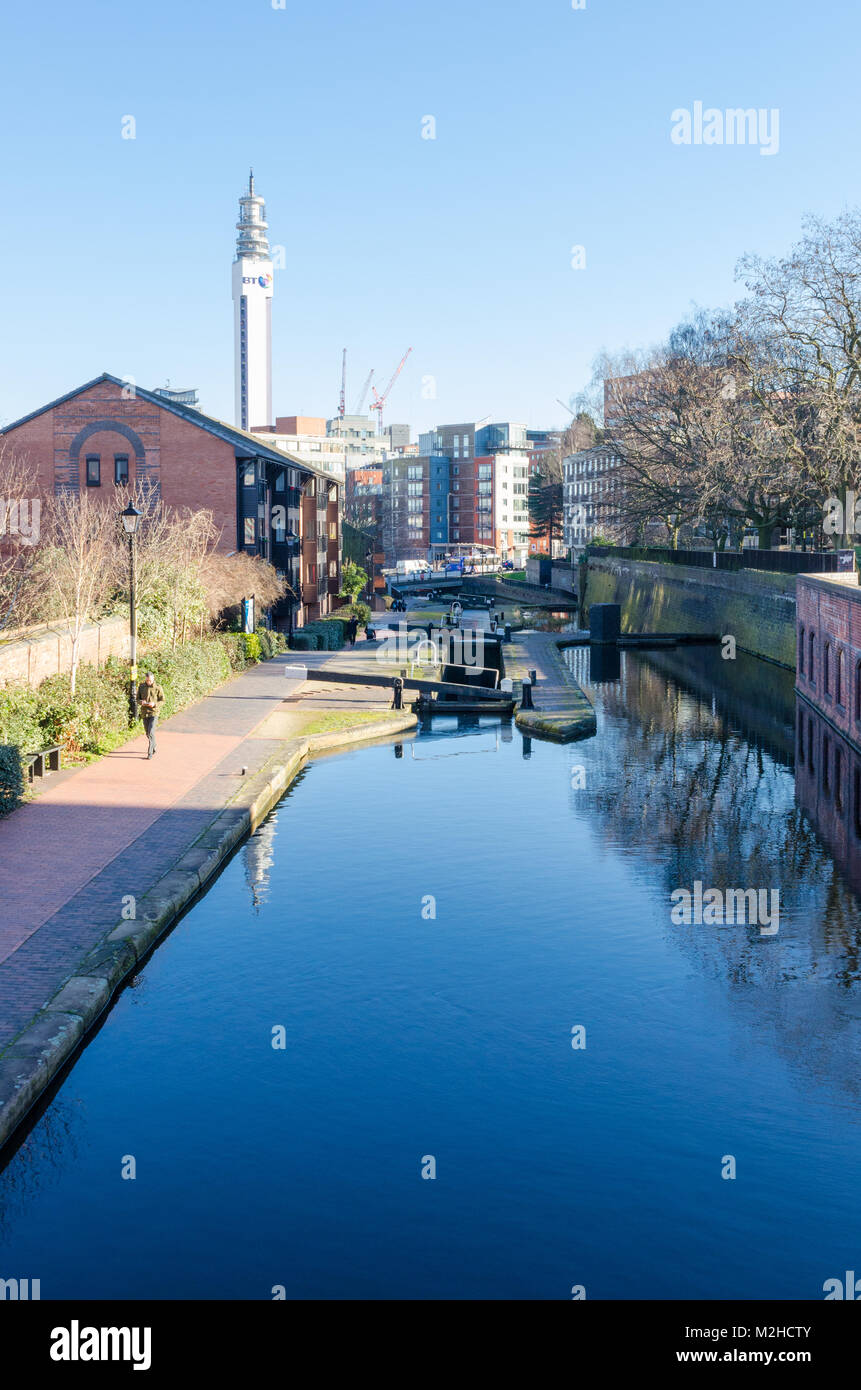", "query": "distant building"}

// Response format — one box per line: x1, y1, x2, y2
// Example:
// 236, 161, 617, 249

153, 386, 200, 411
233, 170, 274, 432
564, 443, 626, 551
